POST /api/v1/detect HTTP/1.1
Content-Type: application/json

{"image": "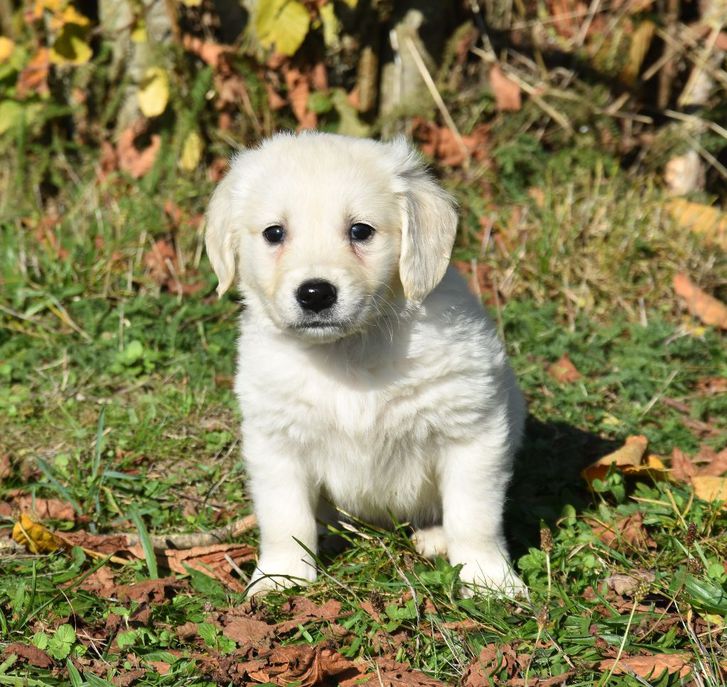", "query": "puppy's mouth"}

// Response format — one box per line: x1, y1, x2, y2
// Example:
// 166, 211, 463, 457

292, 320, 348, 331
